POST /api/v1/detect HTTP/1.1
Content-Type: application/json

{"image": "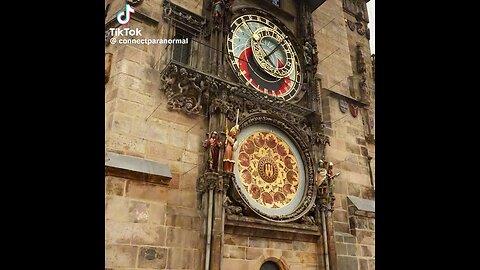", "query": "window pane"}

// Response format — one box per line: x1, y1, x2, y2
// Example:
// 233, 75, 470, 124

173, 31, 191, 65
260, 261, 280, 270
